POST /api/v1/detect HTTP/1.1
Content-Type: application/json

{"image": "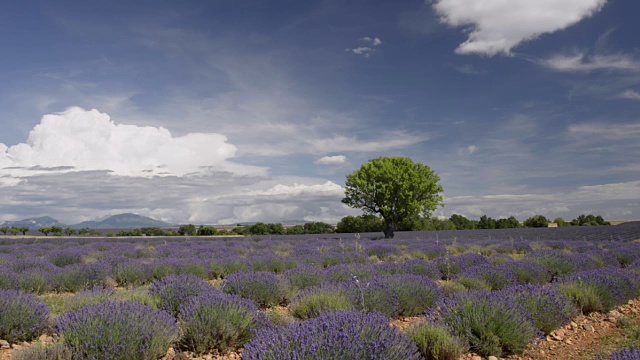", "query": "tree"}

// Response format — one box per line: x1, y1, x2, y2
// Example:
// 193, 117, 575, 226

477, 215, 497, 229
336, 215, 385, 233
50, 226, 63, 236
342, 157, 444, 238
0, 227, 9, 235
178, 224, 197, 236
523, 215, 549, 228
39, 227, 52, 236
18, 227, 29, 235
496, 216, 521, 229
449, 214, 477, 230
64, 228, 77, 236
553, 217, 567, 227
